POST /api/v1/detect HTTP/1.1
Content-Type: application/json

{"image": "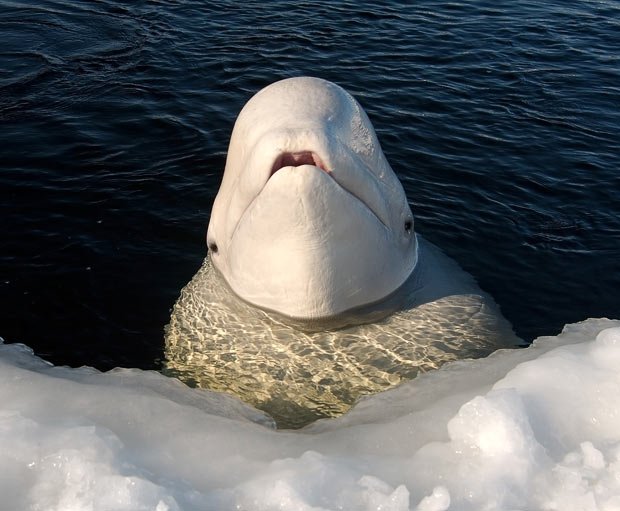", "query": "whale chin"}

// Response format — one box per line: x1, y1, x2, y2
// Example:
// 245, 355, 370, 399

224, 165, 416, 319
